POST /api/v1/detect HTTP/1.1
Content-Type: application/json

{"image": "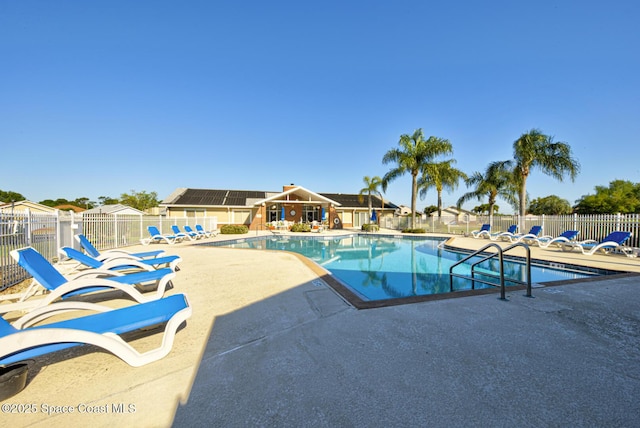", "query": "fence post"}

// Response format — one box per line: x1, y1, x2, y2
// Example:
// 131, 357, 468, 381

114, 213, 119, 247
25, 208, 32, 246
70, 211, 77, 249
518, 213, 523, 233
55, 209, 61, 252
